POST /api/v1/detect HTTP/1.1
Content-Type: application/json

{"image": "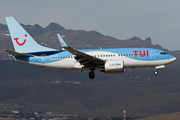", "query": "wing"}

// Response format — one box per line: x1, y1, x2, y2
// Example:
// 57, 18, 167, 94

57, 34, 105, 68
